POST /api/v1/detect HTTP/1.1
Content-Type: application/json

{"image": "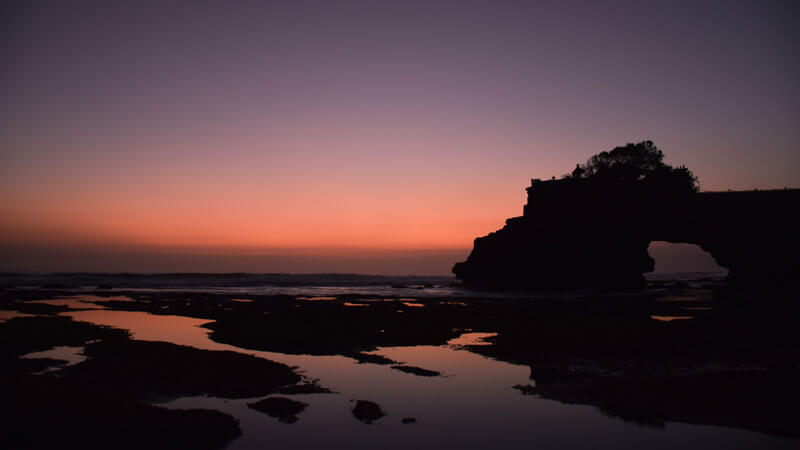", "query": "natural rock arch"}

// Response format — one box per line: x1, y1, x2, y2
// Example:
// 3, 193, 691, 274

453, 145, 800, 291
